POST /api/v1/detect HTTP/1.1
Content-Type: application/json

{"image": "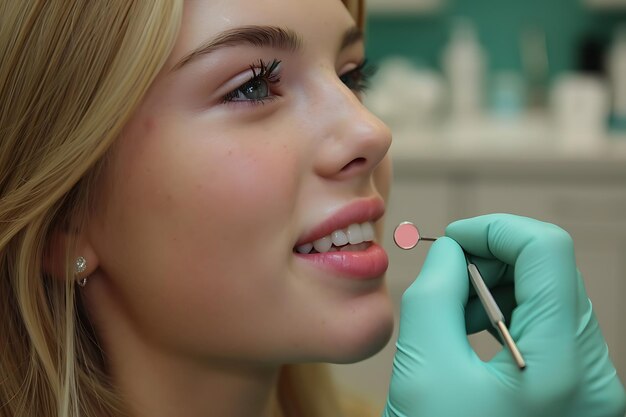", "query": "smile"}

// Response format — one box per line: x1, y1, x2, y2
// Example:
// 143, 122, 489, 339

294, 221, 375, 254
